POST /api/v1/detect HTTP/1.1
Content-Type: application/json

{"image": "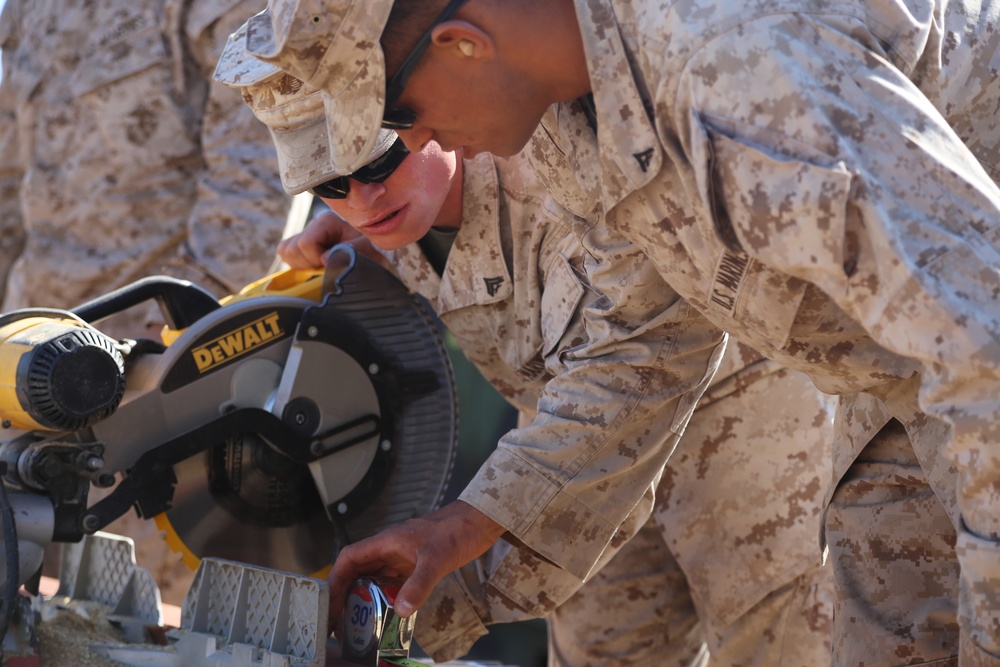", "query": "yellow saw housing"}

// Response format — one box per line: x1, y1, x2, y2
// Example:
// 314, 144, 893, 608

159, 269, 325, 348
0, 314, 125, 431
